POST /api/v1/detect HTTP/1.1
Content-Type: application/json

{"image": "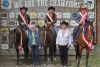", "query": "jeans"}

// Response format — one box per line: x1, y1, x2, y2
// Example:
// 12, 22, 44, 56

31, 45, 40, 65
73, 25, 80, 42
59, 45, 69, 66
